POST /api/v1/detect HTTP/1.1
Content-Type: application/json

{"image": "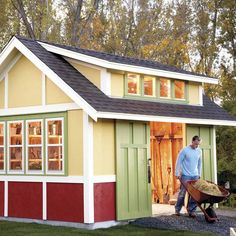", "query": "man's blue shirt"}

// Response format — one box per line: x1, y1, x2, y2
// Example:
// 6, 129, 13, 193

175, 145, 202, 177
